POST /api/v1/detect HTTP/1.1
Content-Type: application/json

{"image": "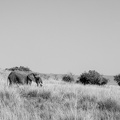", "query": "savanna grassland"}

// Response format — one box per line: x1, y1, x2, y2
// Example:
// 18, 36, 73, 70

0, 70, 120, 120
